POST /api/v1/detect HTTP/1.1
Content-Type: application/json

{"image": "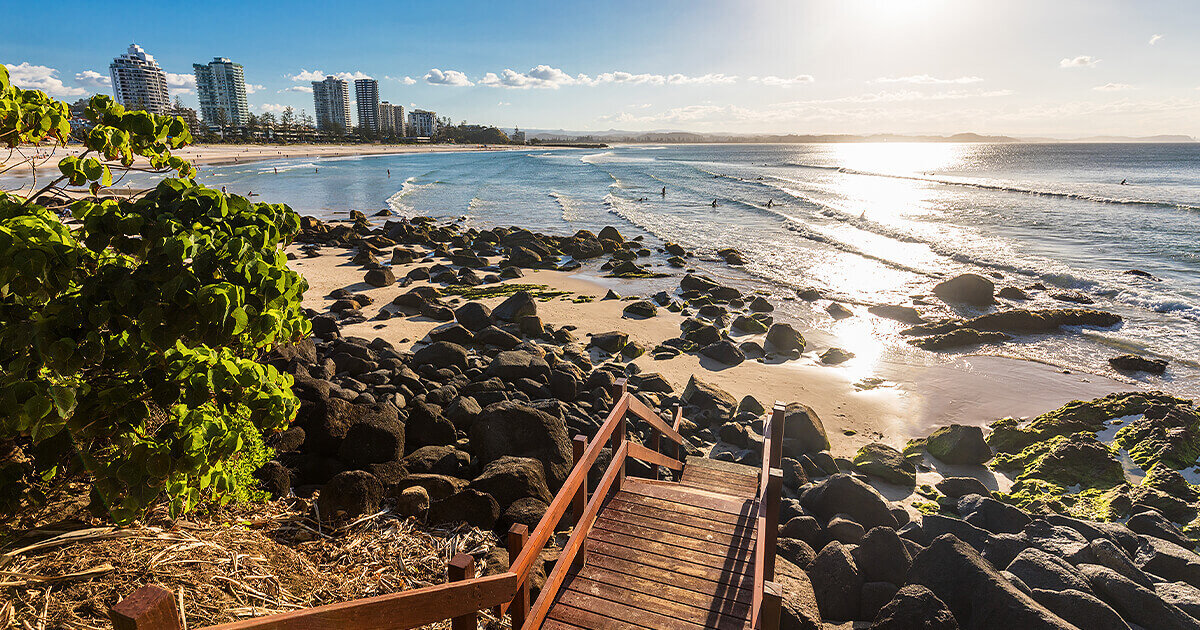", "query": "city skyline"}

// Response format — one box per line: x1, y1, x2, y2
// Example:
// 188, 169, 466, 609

3, 0, 1200, 136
